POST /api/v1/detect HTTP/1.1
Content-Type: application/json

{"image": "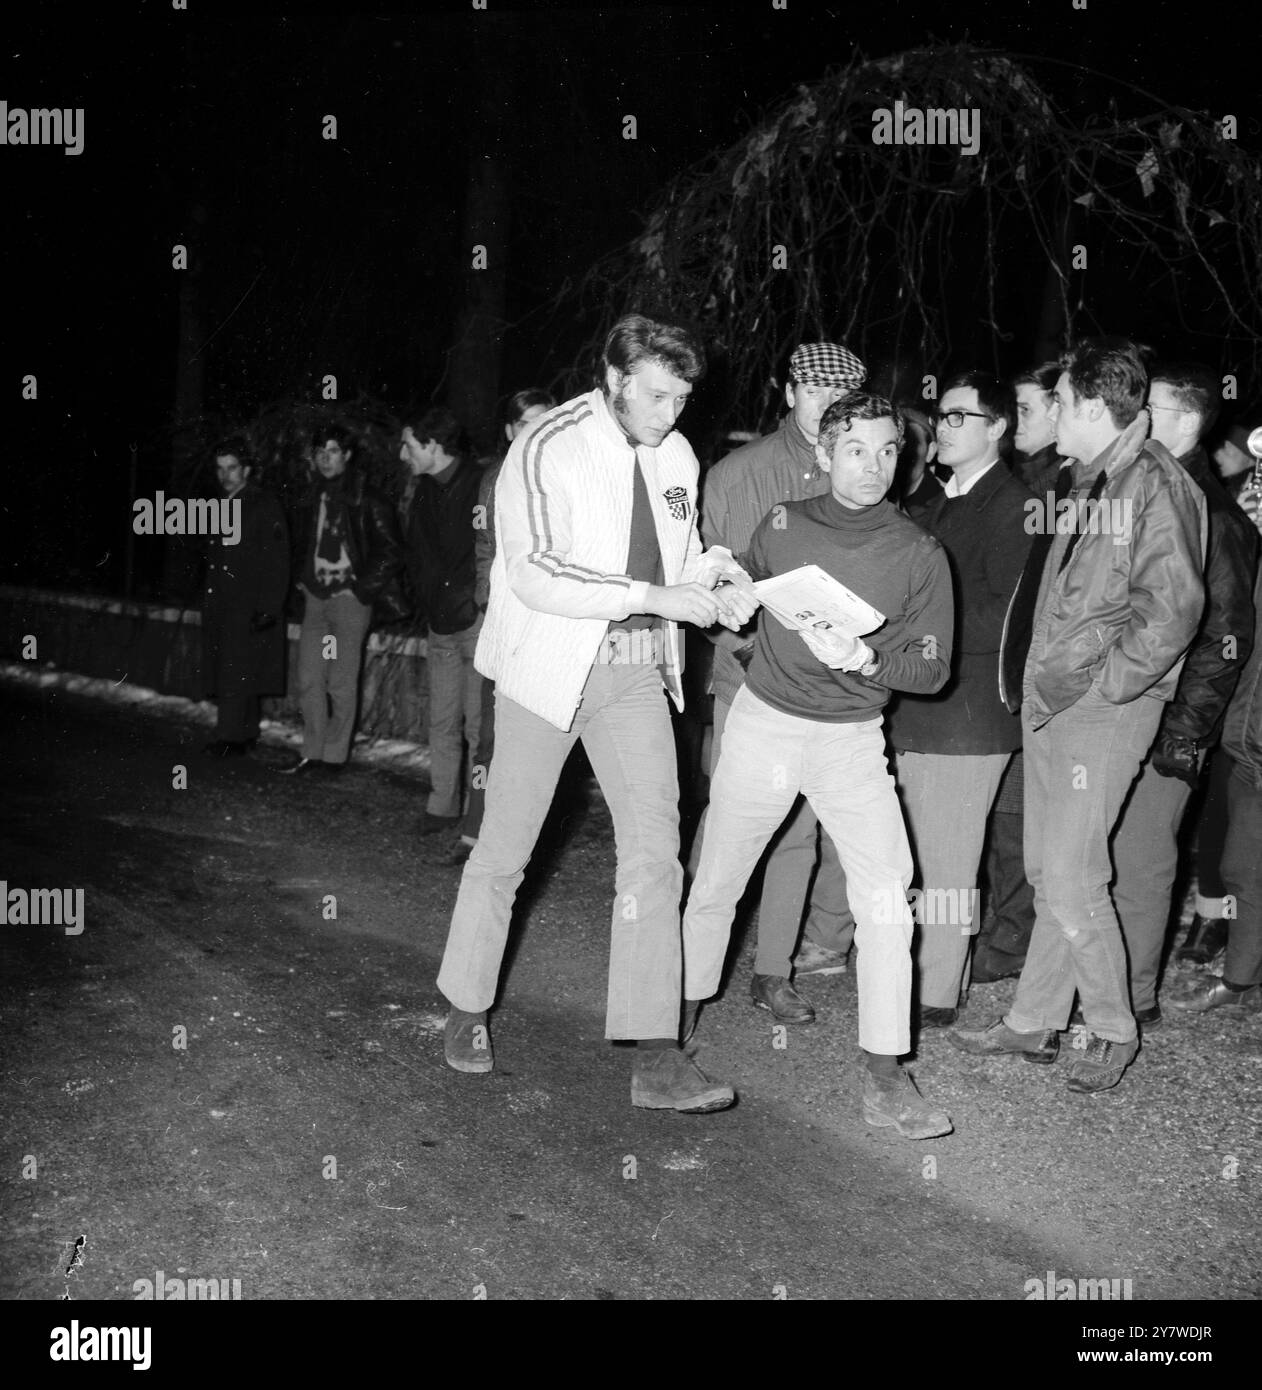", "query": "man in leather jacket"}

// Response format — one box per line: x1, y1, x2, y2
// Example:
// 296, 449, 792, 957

952, 338, 1206, 1093
285, 422, 405, 773
1111, 364, 1258, 1023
